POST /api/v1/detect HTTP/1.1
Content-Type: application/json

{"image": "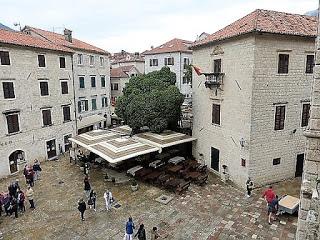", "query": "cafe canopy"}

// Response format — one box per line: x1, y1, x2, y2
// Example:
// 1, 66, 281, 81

69, 126, 196, 164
